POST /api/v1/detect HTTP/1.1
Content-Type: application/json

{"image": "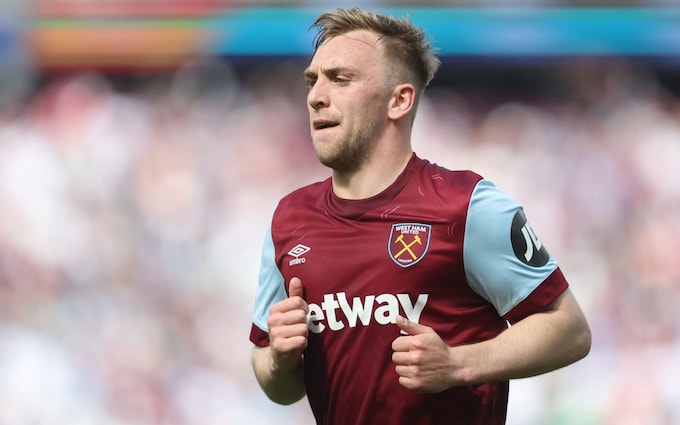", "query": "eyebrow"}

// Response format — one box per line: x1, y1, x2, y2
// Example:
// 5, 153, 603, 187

303, 66, 360, 81
303, 68, 316, 81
